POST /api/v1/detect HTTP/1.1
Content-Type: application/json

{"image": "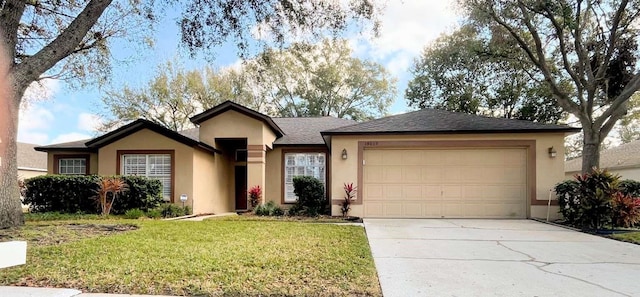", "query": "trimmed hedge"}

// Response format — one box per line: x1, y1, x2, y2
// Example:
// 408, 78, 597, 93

619, 179, 640, 197
24, 175, 164, 214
